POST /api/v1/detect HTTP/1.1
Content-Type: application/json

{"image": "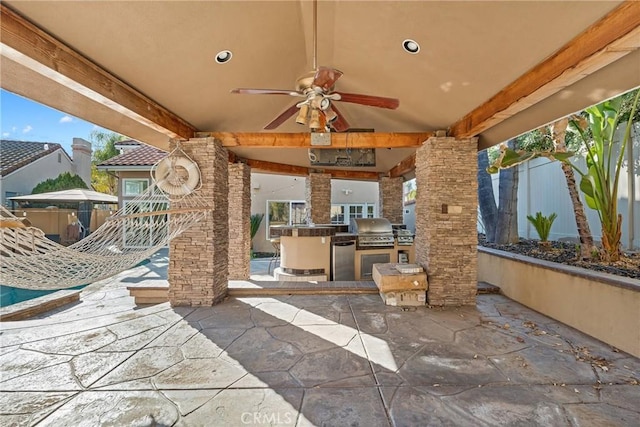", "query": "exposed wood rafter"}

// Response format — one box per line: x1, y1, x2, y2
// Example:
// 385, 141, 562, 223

200, 132, 432, 148
388, 153, 416, 179
0, 4, 196, 140
449, 1, 640, 139
237, 158, 380, 181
